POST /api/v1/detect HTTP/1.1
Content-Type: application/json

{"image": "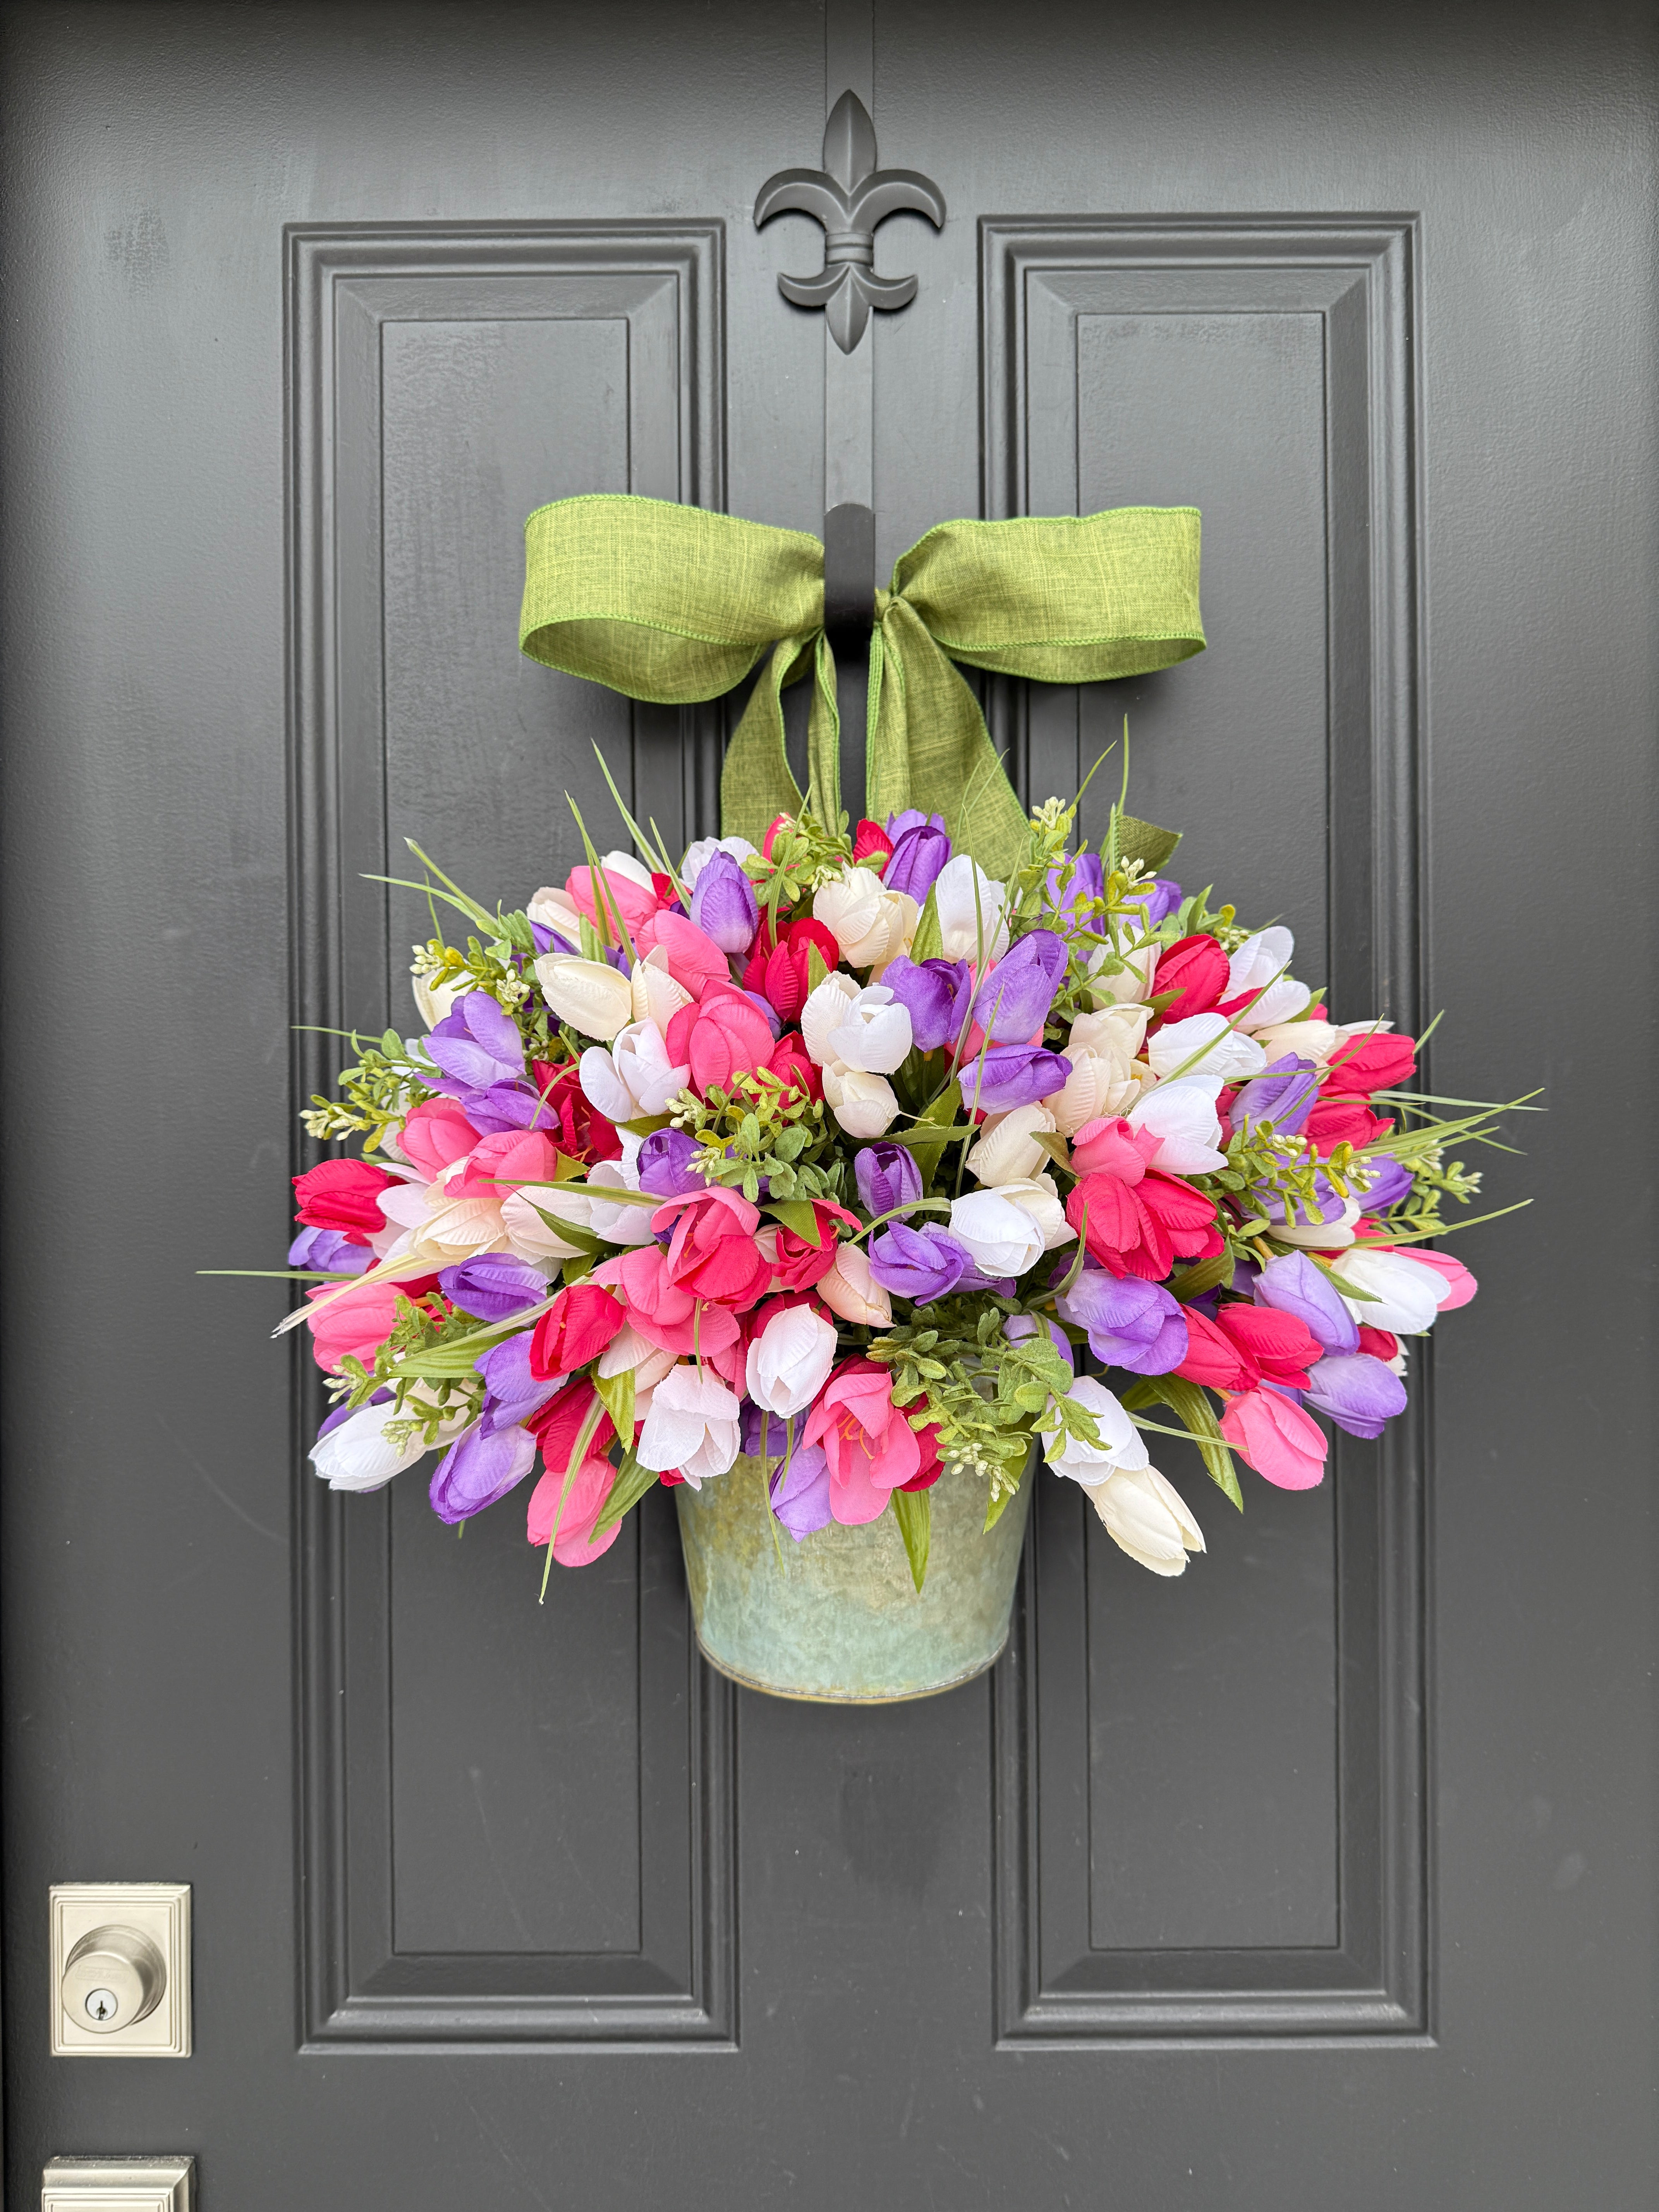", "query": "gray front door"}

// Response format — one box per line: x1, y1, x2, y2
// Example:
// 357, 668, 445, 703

4, 3, 1654, 2205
